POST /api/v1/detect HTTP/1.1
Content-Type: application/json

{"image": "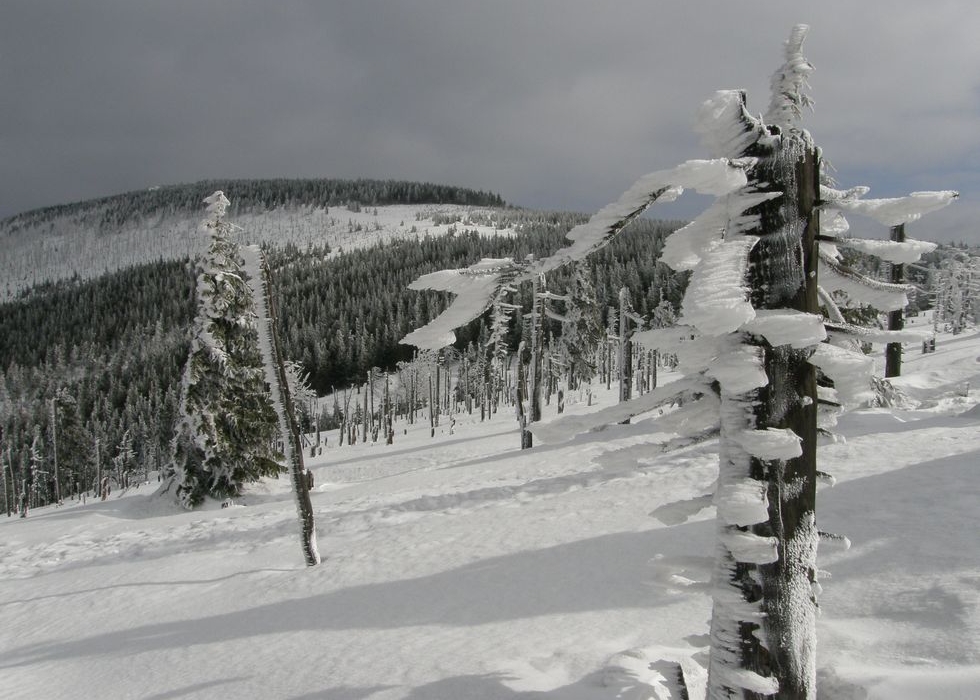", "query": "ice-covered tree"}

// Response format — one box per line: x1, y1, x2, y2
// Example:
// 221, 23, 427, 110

168, 192, 282, 508
554, 262, 603, 390
399, 26, 954, 699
